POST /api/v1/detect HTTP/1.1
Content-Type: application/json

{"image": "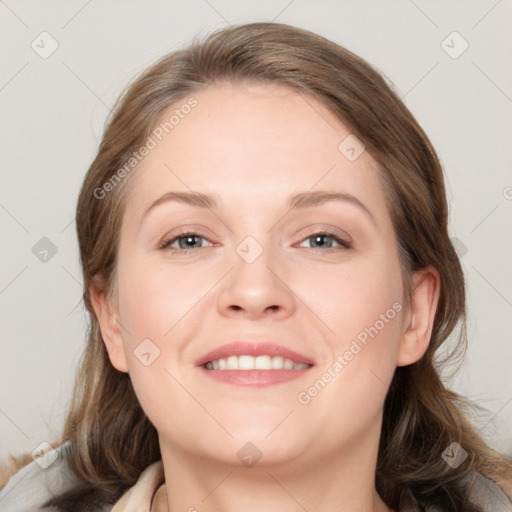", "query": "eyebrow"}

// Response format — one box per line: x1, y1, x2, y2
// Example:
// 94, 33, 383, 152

287, 191, 374, 224
142, 190, 375, 224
